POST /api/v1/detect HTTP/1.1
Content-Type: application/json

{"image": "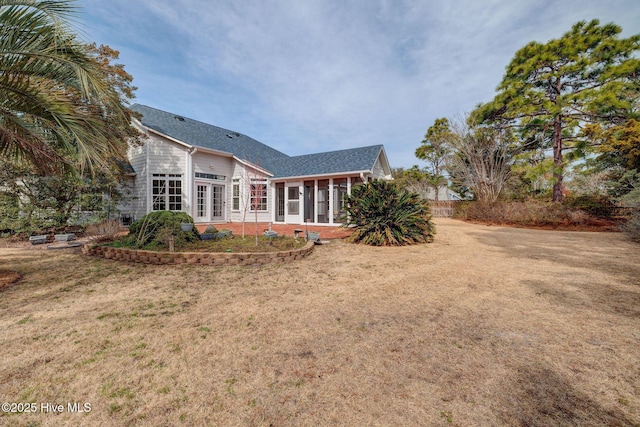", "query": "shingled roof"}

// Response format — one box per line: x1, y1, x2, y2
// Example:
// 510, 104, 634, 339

131, 104, 288, 167
268, 145, 384, 178
131, 104, 384, 177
